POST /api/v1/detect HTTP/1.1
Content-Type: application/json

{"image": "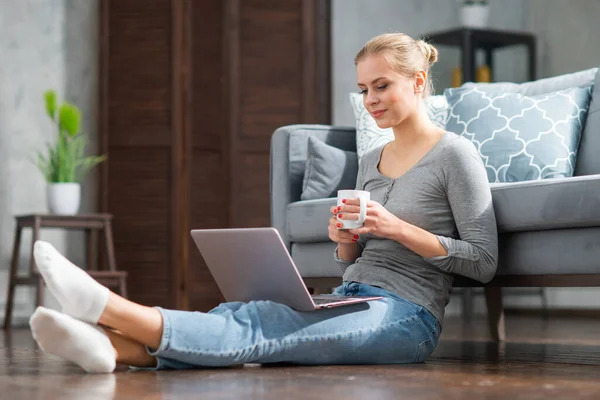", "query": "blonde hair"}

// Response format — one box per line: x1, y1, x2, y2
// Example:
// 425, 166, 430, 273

355, 33, 439, 96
